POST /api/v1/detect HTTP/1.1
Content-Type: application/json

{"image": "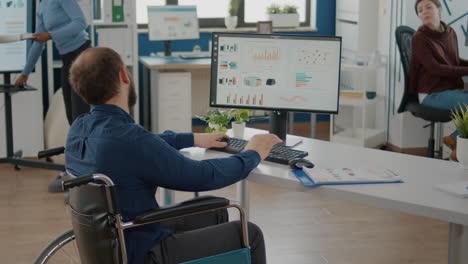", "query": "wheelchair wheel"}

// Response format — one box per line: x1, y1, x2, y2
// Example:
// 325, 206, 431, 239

34, 229, 81, 264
